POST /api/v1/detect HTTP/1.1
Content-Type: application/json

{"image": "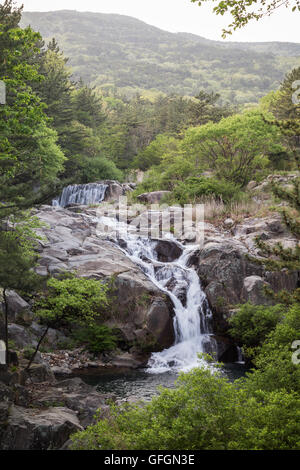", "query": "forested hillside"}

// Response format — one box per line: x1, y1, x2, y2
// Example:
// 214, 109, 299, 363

20, 10, 300, 104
